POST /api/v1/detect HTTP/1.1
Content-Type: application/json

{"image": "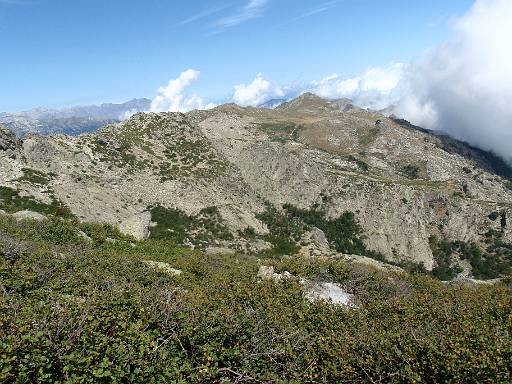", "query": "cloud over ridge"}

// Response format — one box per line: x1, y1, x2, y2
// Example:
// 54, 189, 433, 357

149, 1, 512, 162
150, 69, 216, 113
